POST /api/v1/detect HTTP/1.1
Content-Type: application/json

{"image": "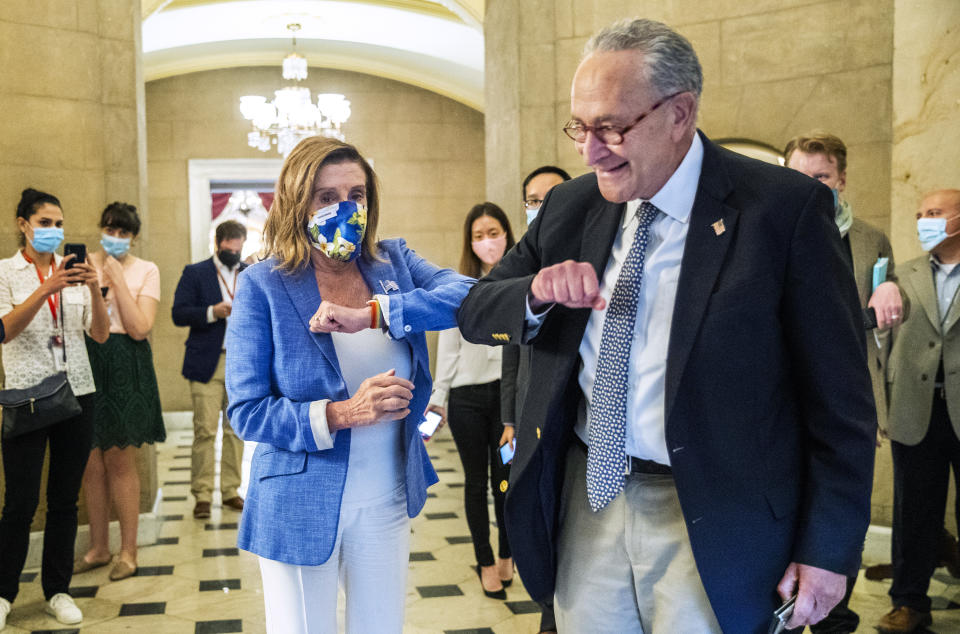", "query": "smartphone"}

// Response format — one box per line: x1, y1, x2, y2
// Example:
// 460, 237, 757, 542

769, 594, 796, 634
418, 411, 443, 439
63, 243, 86, 270
499, 441, 515, 465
